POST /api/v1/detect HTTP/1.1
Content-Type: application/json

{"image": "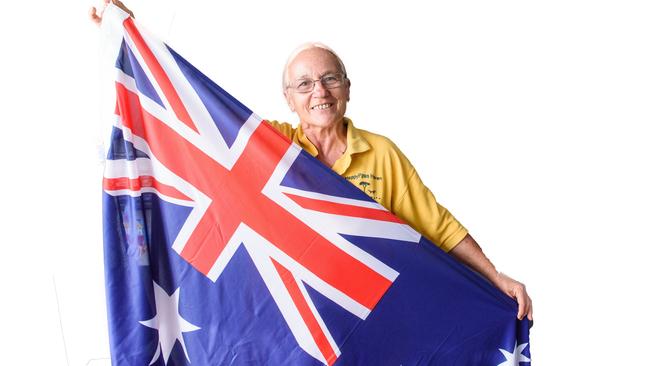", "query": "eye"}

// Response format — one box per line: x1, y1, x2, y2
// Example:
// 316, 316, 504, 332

296, 80, 311, 88
322, 75, 339, 84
